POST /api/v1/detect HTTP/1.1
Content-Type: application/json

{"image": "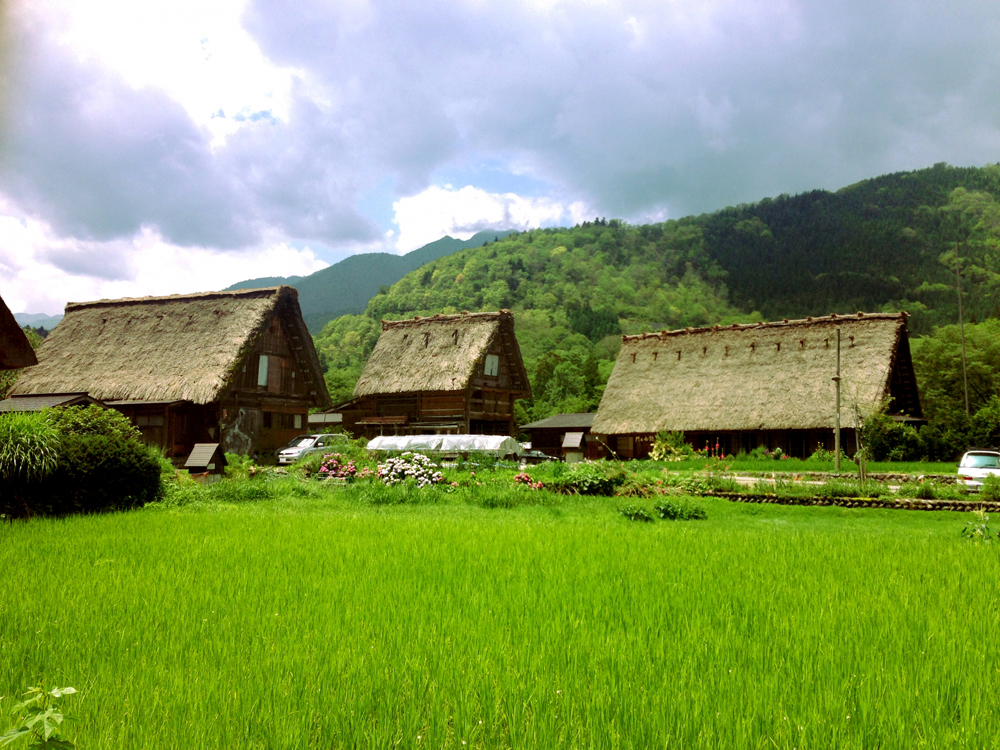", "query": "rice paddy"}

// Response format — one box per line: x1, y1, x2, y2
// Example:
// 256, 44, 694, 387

2, 485, 999, 748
